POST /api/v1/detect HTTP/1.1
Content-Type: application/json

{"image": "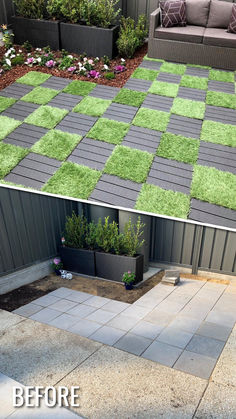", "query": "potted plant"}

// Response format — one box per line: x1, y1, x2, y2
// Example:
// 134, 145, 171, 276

59, 212, 96, 276
51, 257, 63, 275
122, 271, 135, 290
12, 0, 60, 50
59, 0, 120, 58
